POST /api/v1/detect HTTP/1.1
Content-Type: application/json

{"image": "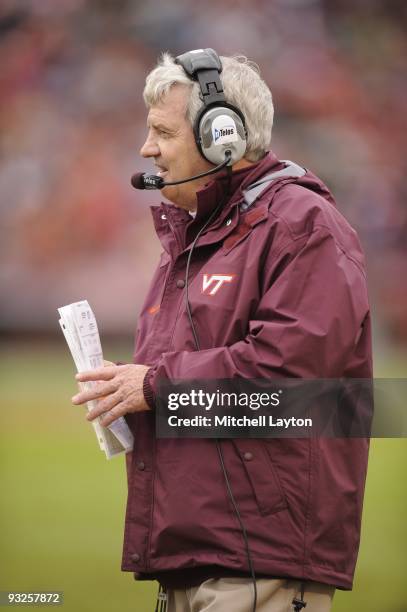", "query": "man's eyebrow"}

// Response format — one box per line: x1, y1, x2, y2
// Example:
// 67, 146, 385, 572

147, 121, 175, 132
